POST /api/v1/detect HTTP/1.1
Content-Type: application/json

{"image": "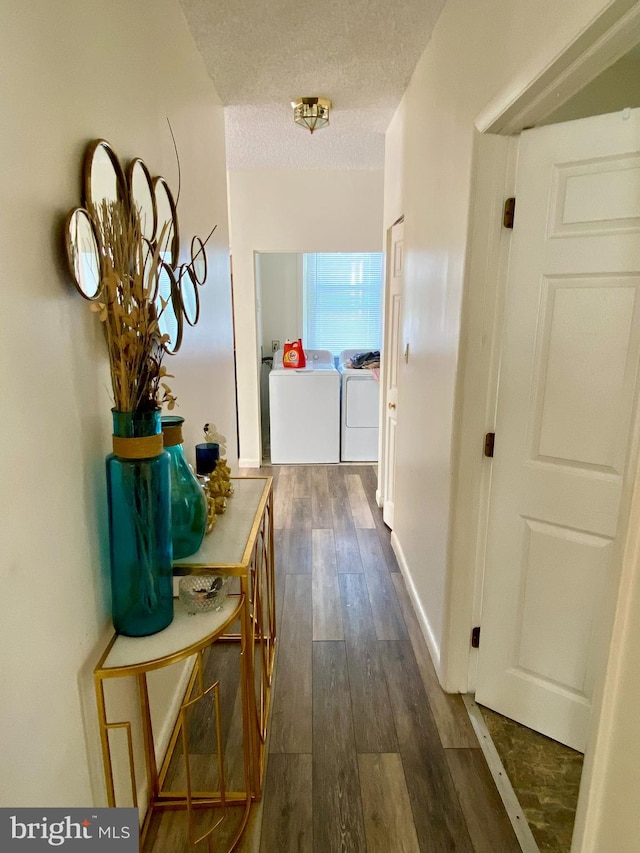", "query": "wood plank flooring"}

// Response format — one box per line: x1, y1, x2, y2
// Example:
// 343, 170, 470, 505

148, 464, 520, 853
